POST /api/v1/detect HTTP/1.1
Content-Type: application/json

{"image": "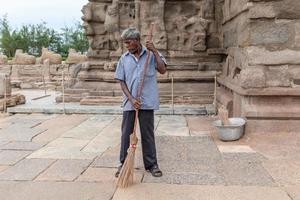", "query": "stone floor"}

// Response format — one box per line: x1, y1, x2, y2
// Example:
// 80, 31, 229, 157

0, 113, 299, 200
